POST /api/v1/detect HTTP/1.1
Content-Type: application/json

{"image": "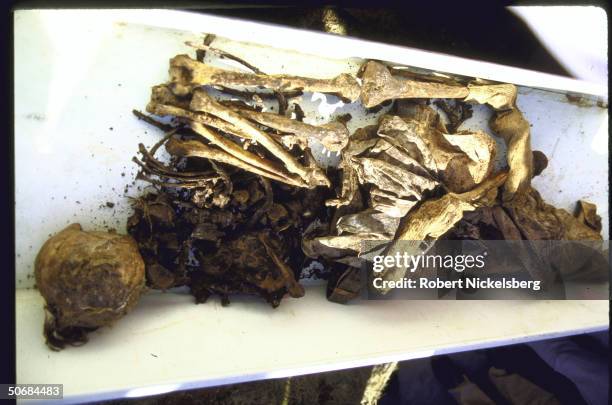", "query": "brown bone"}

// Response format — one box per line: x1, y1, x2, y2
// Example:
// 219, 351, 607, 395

490, 108, 533, 201
188, 121, 289, 180
375, 171, 509, 294
234, 107, 350, 152
147, 101, 253, 141
170, 54, 361, 102
360, 61, 518, 111
257, 233, 305, 298
360, 61, 469, 108
165, 137, 306, 187
189, 89, 330, 188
